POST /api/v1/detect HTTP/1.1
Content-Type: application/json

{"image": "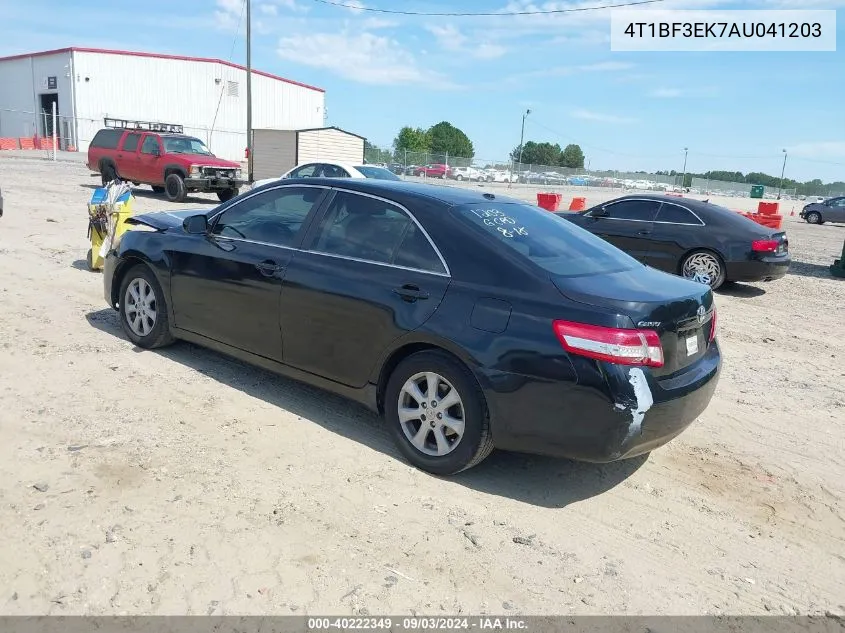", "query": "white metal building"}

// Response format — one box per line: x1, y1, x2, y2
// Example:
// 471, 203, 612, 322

0, 47, 326, 160
253, 127, 366, 181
